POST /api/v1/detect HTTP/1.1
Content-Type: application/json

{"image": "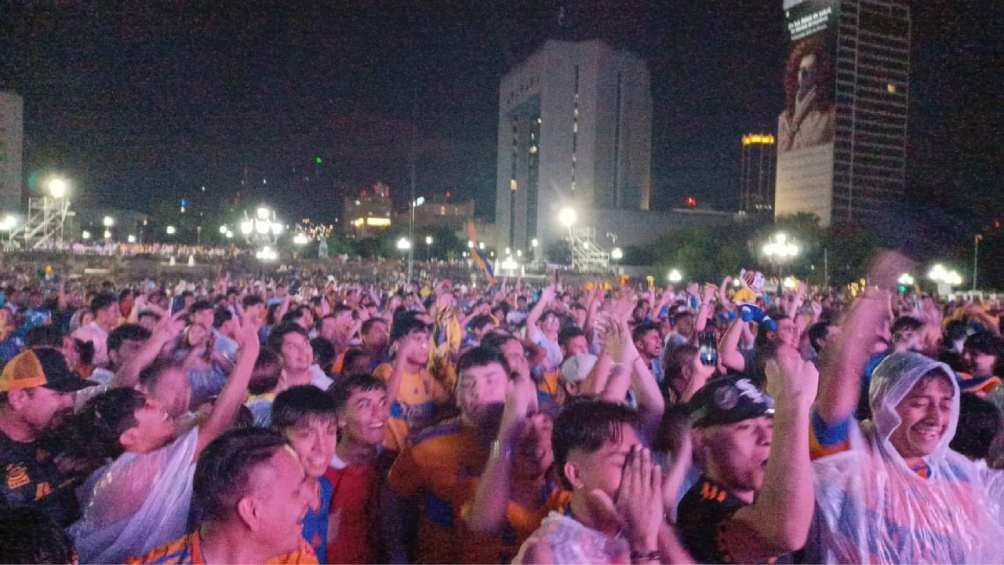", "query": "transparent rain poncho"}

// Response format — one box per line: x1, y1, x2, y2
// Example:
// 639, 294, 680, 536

812, 352, 1004, 563
69, 427, 199, 564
